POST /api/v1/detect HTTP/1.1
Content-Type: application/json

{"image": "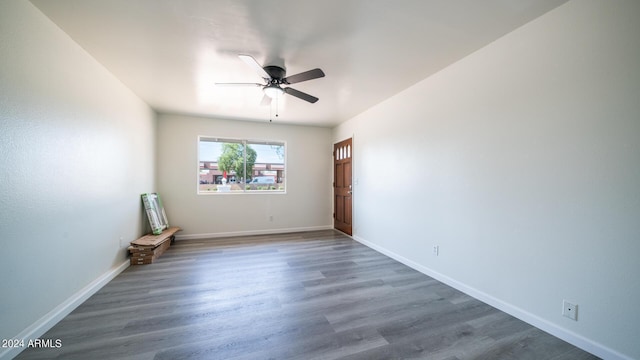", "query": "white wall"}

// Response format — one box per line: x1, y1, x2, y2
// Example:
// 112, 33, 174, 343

0, 1, 156, 357
157, 114, 332, 238
334, 1, 640, 359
